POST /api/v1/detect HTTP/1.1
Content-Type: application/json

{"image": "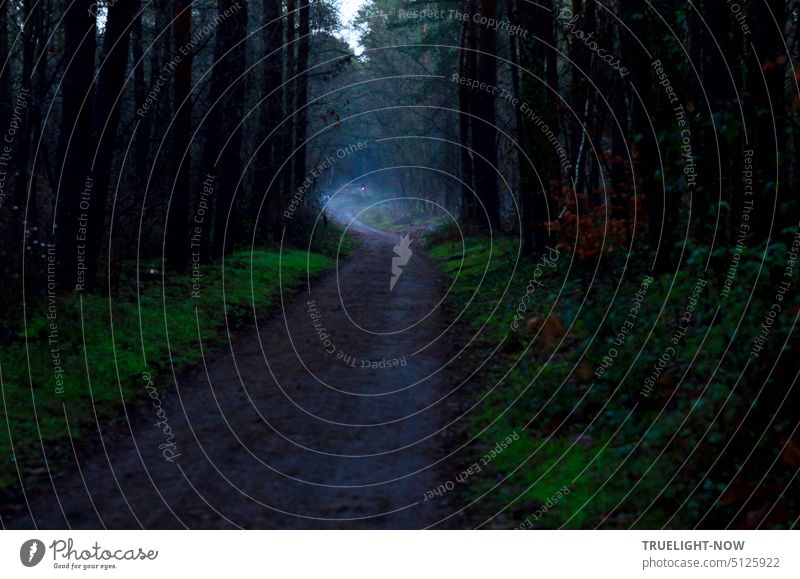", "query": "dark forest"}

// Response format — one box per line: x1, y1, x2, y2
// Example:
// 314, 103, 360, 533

0, 0, 799, 533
